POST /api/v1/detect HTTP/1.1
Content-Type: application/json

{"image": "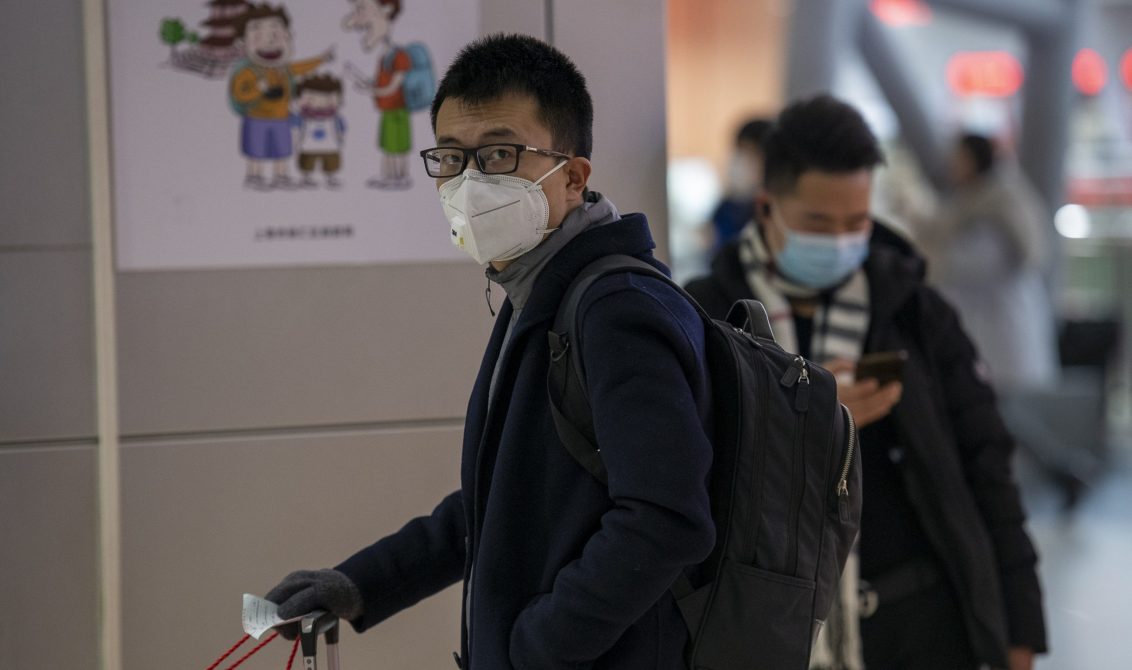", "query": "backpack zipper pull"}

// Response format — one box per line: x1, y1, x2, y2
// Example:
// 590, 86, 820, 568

794, 362, 811, 412
780, 356, 805, 387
